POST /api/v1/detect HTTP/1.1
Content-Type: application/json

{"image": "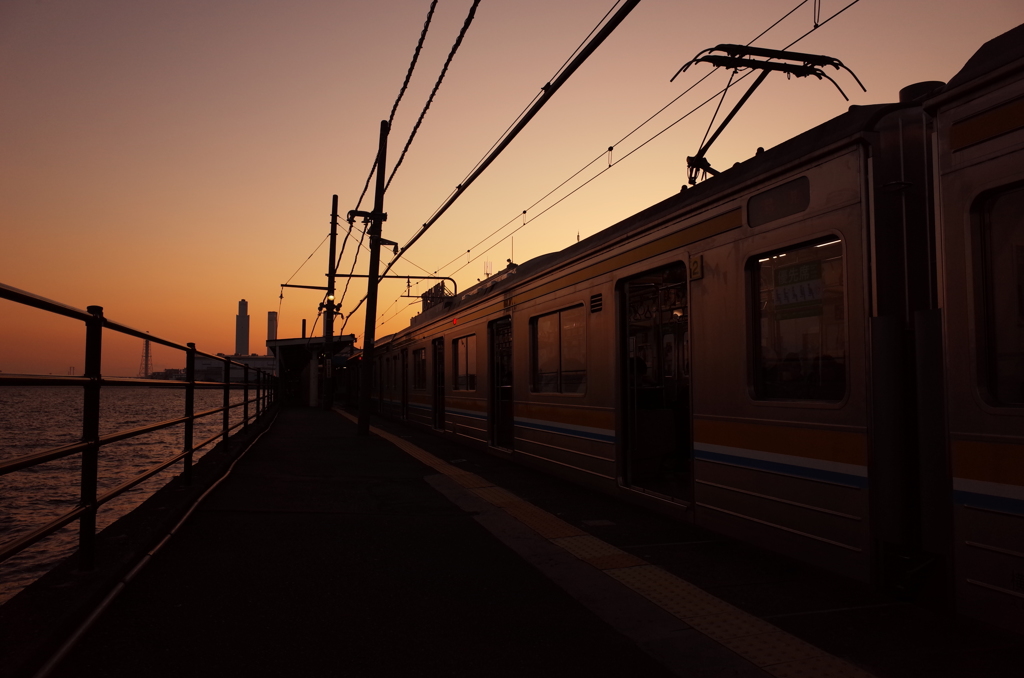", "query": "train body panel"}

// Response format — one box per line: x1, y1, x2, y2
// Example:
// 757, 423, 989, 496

928, 32, 1024, 633
344, 25, 1024, 634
